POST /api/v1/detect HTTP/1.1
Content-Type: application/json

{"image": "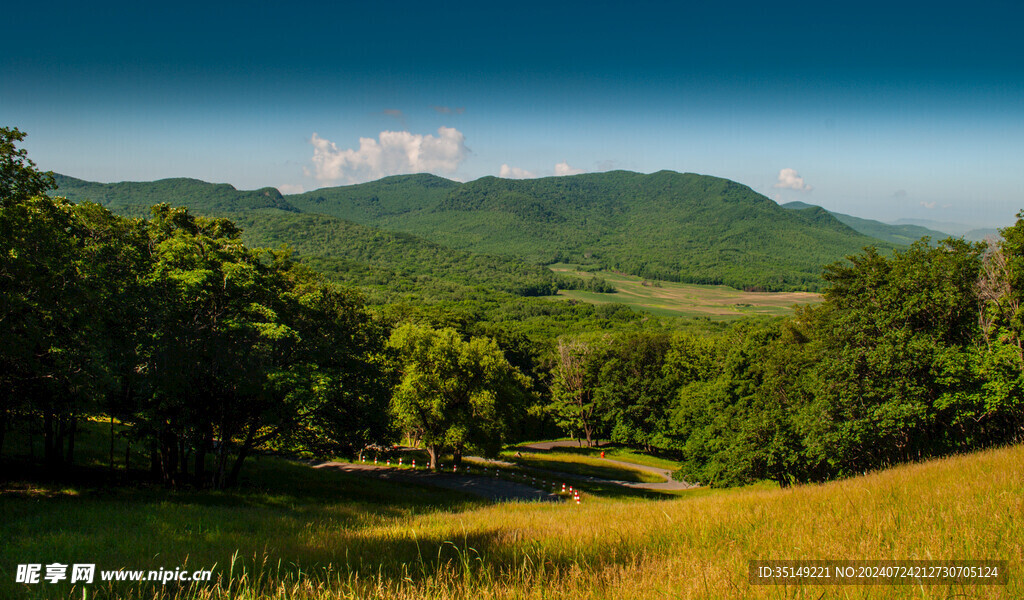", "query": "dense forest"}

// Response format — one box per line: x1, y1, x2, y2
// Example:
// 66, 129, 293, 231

56, 170, 891, 292
3, 128, 1022, 489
